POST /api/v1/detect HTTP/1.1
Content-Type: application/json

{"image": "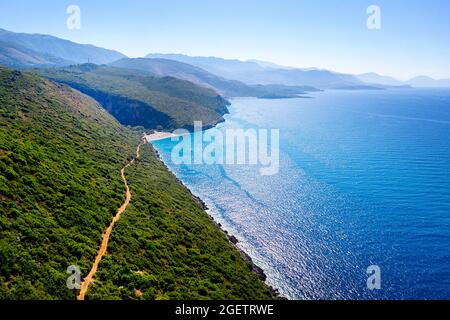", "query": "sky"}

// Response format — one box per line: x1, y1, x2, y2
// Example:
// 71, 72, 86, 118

0, 0, 449, 80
